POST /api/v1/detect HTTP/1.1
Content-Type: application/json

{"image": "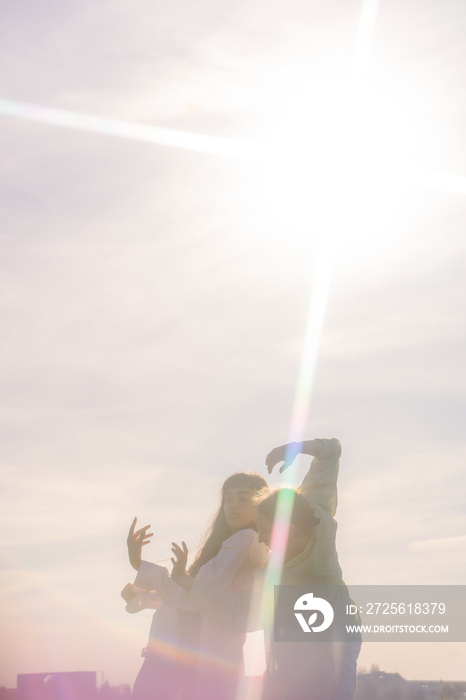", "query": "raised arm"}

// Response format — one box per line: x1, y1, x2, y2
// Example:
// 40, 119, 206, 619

300, 438, 341, 516
124, 518, 193, 612
171, 529, 264, 593
127, 517, 153, 571
132, 528, 263, 615
265, 438, 341, 515
265, 439, 324, 474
